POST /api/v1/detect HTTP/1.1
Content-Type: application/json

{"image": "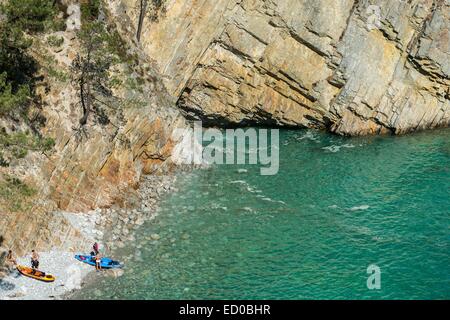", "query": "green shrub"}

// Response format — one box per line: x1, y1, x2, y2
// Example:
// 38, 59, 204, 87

47, 35, 64, 47
0, 0, 59, 33
0, 154, 9, 167
80, 0, 101, 22
0, 131, 55, 162
0, 10, 36, 117
0, 174, 36, 212
0, 72, 31, 116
